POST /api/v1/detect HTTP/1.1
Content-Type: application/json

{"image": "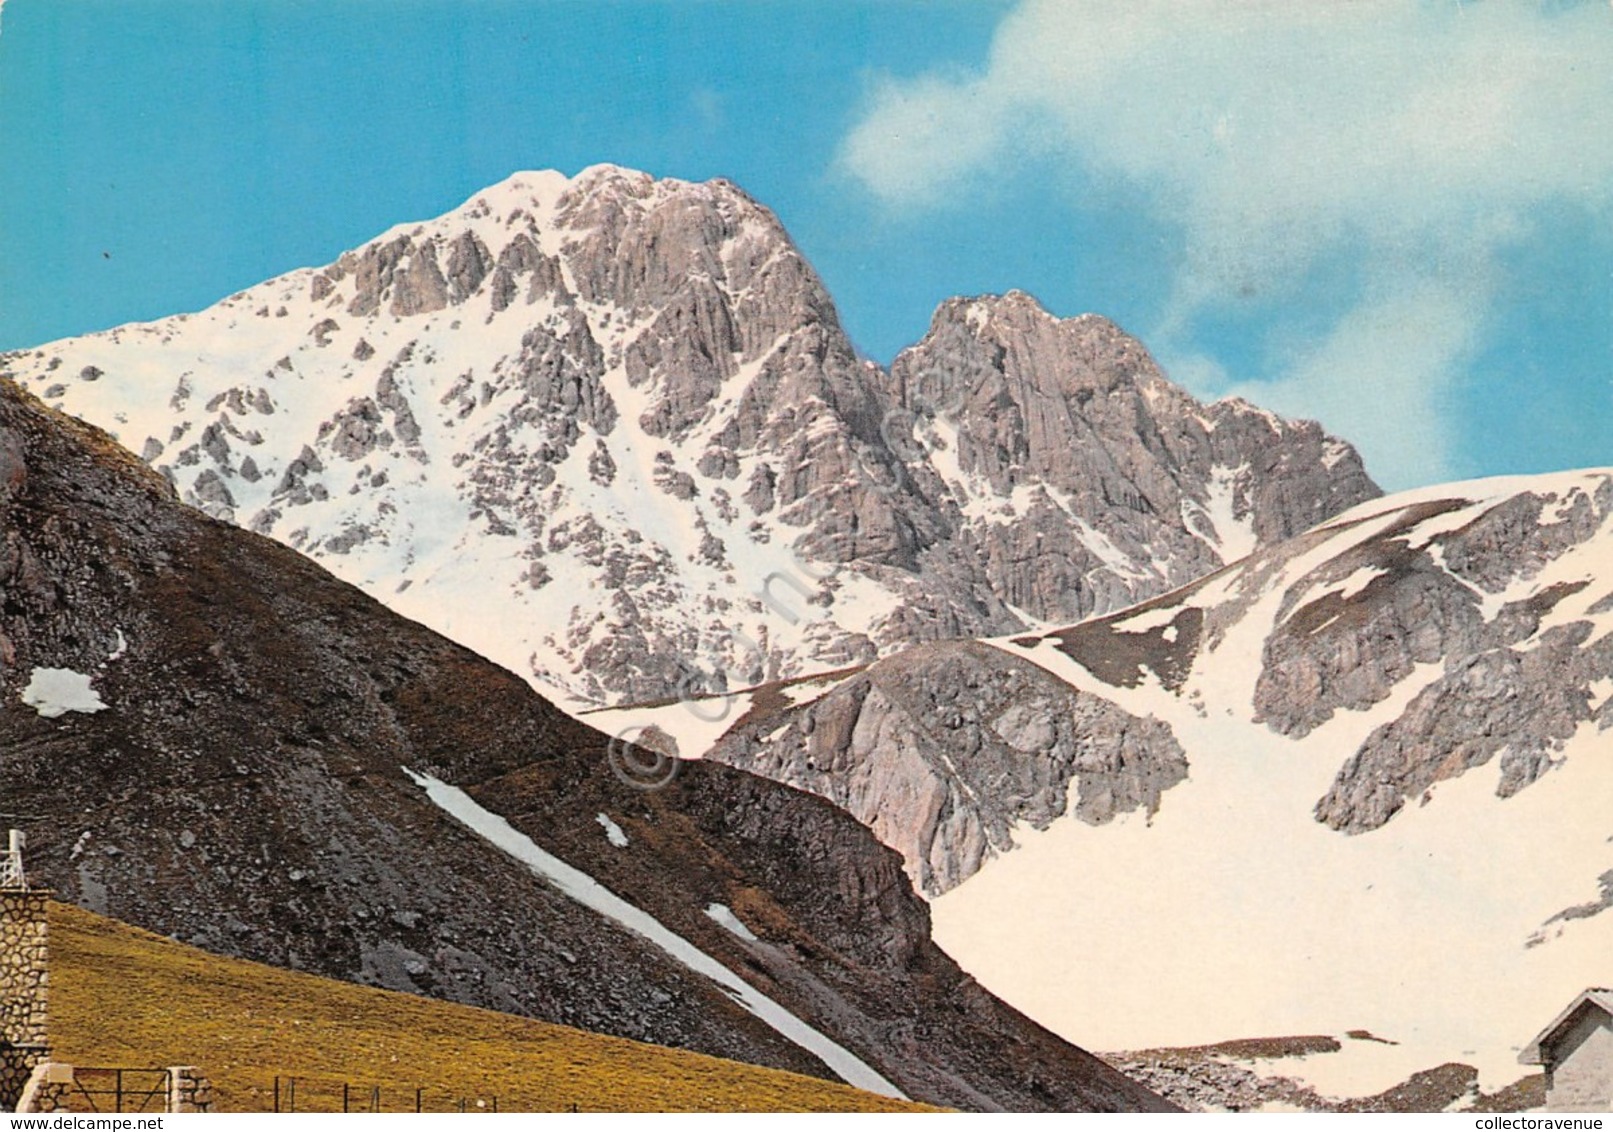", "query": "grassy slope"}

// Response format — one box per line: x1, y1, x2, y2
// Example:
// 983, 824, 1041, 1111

46, 902, 932, 1113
